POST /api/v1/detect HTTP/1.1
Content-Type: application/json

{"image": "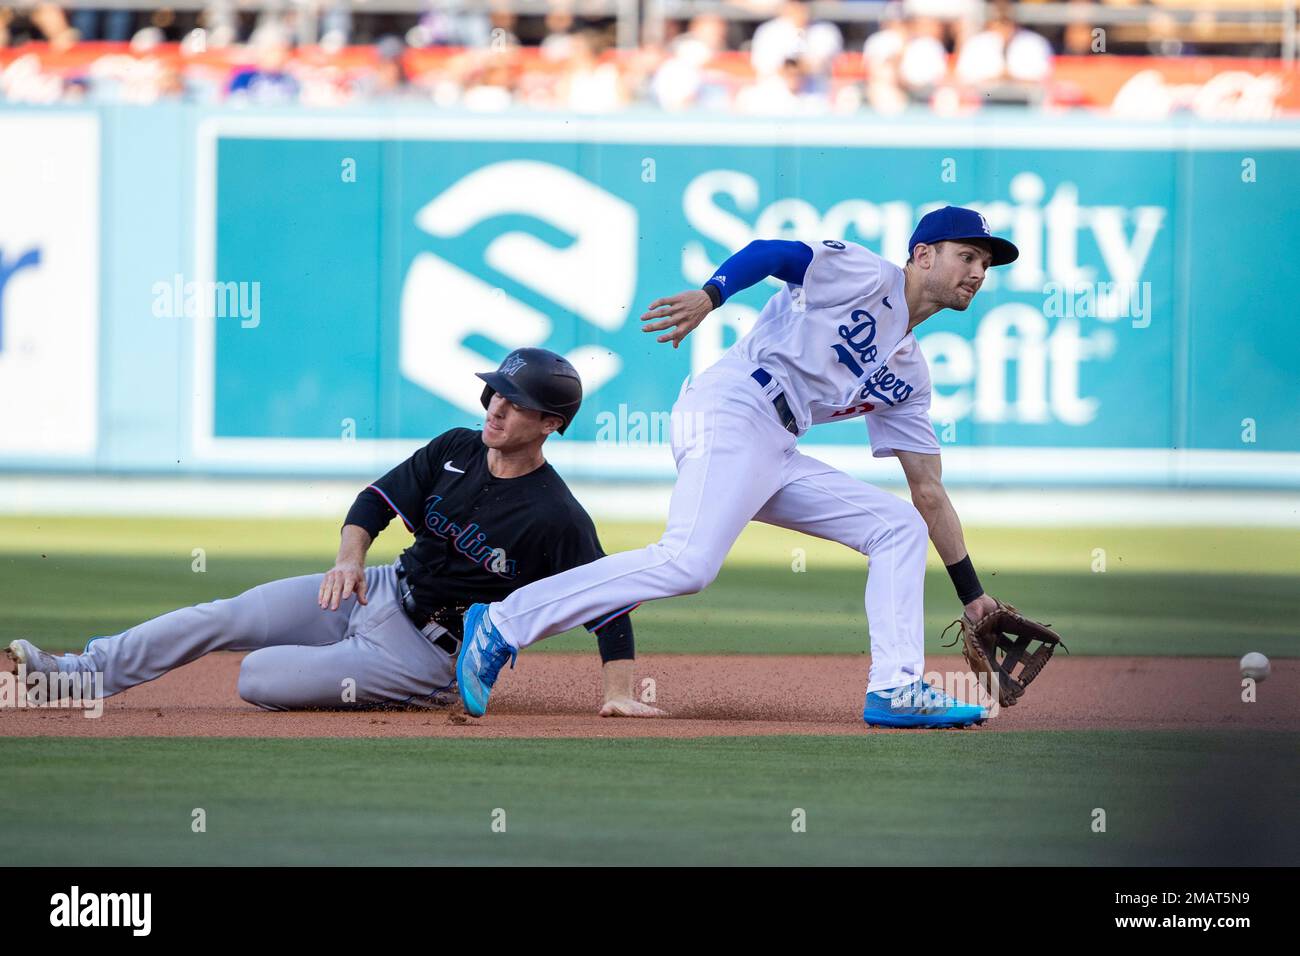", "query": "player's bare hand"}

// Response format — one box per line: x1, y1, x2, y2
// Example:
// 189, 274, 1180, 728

599, 697, 667, 718
319, 563, 368, 611
640, 290, 712, 349
963, 594, 998, 623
